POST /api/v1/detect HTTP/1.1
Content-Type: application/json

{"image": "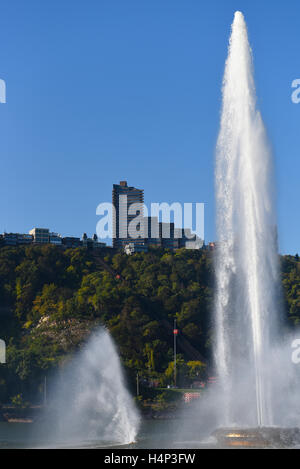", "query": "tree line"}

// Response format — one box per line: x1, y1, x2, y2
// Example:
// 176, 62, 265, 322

0, 245, 299, 404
